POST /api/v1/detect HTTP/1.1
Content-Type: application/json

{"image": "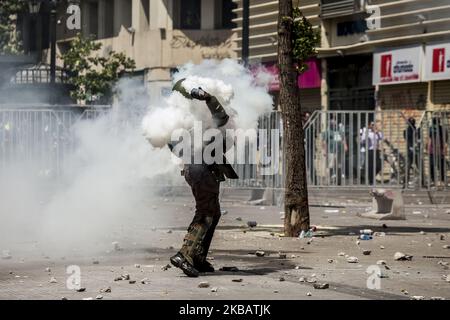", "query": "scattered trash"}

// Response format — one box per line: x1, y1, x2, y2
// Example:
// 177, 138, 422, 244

255, 251, 265, 257
76, 287, 86, 292
373, 232, 386, 237
443, 245, 450, 249
430, 297, 445, 300
306, 292, 312, 296
247, 221, 257, 228
328, 259, 334, 263
236, 217, 242, 221
382, 224, 388, 229
313, 283, 329, 290
324, 209, 339, 213
45, 267, 51, 273
359, 234, 372, 240
347, 256, 359, 263
278, 253, 287, 259
440, 235, 445, 241
211, 287, 218, 293
411, 296, 425, 300
420, 231, 426, 235
394, 252, 413, 261
134, 264, 141, 268
198, 281, 210, 288
92, 260, 99, 265
360, 229, 374, 235
362, 250, 371, 256
306, 278, 317, 283
167, 230, 172, 234
95, 295, 103, 300
232, 279, 243, 283
338, 252, 346, 257
129, 280, 136, 284
49, 277, 58, 283
401, 289, 409, 295
279, 277, 285, 282
221, 210, 228, 215
61, 297, 68, 301
82, 297, 93, 301
356, 240, 361, 245
299, 229, 314, 238
377, 260, 387, 265
141, 278, 150, 284
380, 245, 385, 250
299, 277, 306, 282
